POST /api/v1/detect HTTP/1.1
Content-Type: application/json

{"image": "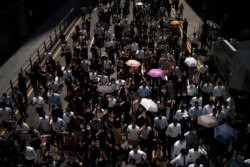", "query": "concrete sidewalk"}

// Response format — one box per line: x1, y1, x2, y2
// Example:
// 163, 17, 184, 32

0, 0, 80, 94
